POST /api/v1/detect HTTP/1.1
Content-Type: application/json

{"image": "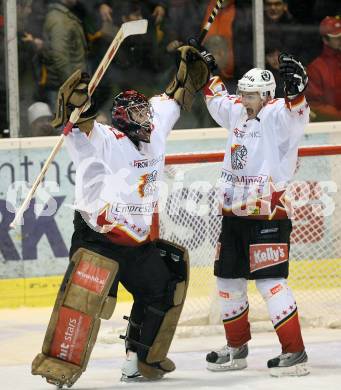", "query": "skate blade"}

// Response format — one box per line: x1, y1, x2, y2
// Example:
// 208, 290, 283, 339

120, 373, 162, 383
269, 362, 310, 377
207, 359, 247, 372
120, 373, 145, 383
